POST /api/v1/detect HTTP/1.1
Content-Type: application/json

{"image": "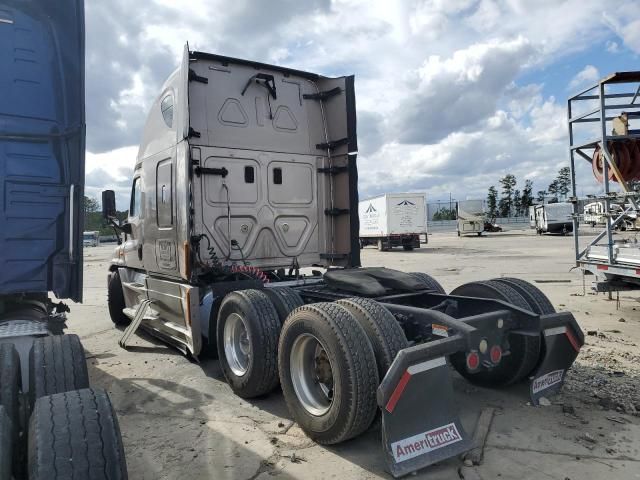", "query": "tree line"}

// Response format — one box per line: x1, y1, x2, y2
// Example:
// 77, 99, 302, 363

487, 167, 571, 218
